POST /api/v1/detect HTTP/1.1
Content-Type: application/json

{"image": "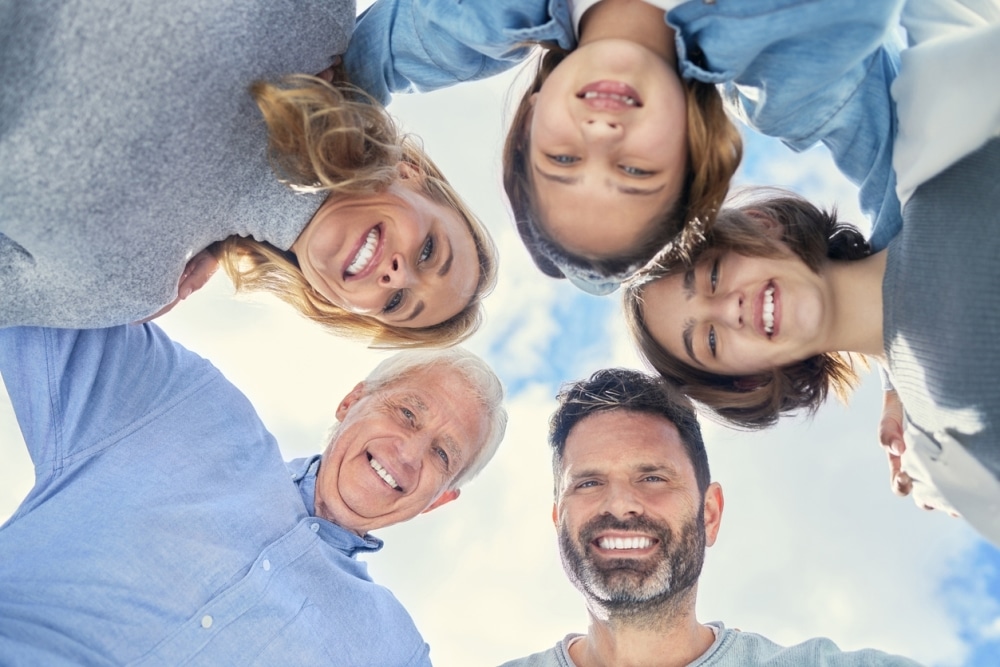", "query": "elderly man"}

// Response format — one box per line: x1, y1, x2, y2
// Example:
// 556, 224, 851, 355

501, 369, 921, 667
0, 323, 505, 666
